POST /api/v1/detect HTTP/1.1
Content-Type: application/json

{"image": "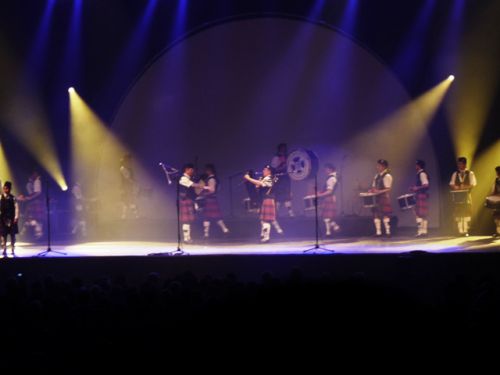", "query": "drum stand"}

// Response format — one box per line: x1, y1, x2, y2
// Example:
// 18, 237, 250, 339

304, 174, 334, 254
